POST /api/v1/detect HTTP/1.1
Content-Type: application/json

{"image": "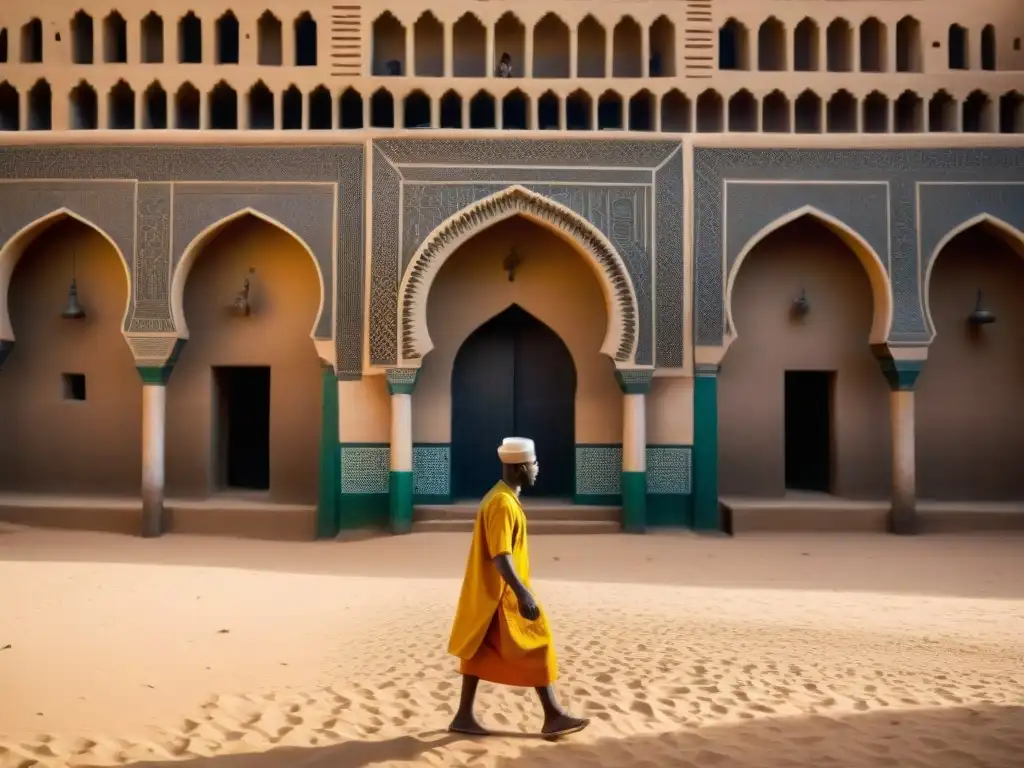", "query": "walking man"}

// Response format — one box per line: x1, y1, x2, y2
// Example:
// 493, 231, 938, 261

447, 437, 589, 738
